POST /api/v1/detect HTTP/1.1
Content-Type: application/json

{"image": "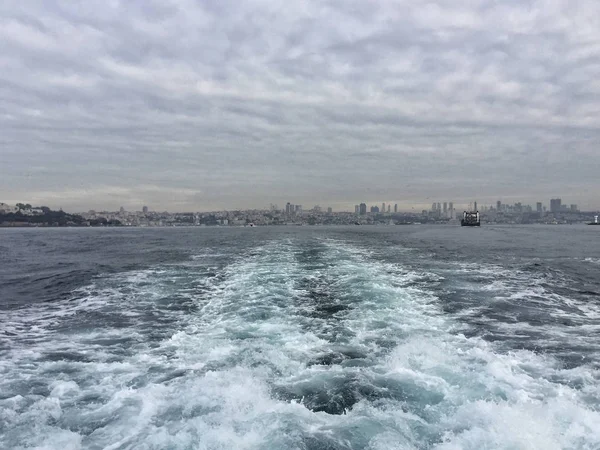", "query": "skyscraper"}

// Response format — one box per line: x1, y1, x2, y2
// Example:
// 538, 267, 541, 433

449, 202, 453, 218
370, 205, 380, 213
394, 204, 398, 213
355, 205, 360, 214
550, 198, 562, 213
443, 202, 447, 214
359, 203, 367, 215
387, 205, 391, 213
327, 207, 333, 214
436, 203, 441, 212
497, 200, 502, 211
142, 206, 148, 214
382, 203, 386, 213
474, 201, 478, 211
536, 202, 542, 213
